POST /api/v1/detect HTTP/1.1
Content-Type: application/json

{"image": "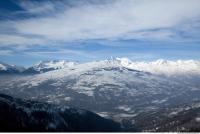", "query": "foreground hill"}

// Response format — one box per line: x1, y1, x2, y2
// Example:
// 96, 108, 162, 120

0, 93, 123, 132
134, 100, 200, 132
